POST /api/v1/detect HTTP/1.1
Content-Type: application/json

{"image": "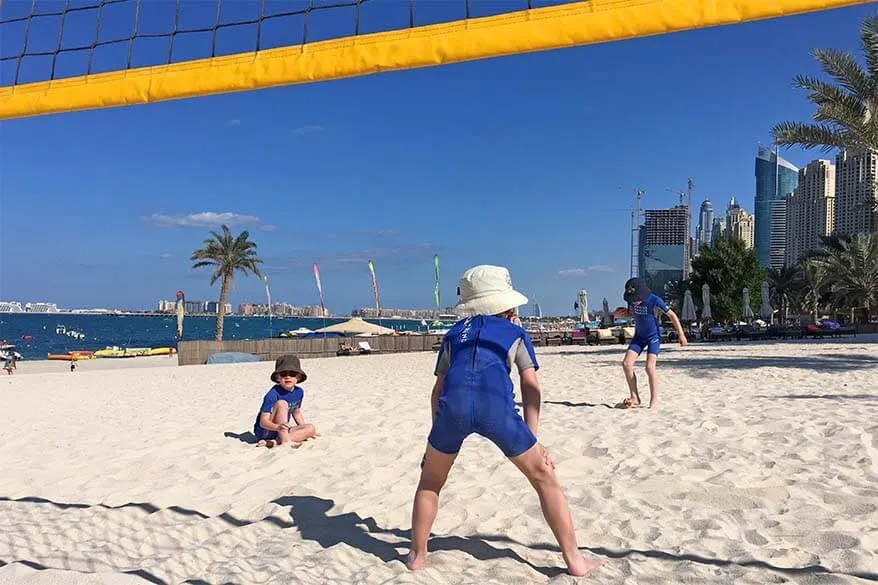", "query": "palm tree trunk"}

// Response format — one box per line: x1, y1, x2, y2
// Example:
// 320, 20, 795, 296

216, 275, 231, 341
